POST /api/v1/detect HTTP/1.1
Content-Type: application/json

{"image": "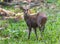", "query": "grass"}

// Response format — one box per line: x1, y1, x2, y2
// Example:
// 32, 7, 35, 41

0, 2, 60, 44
